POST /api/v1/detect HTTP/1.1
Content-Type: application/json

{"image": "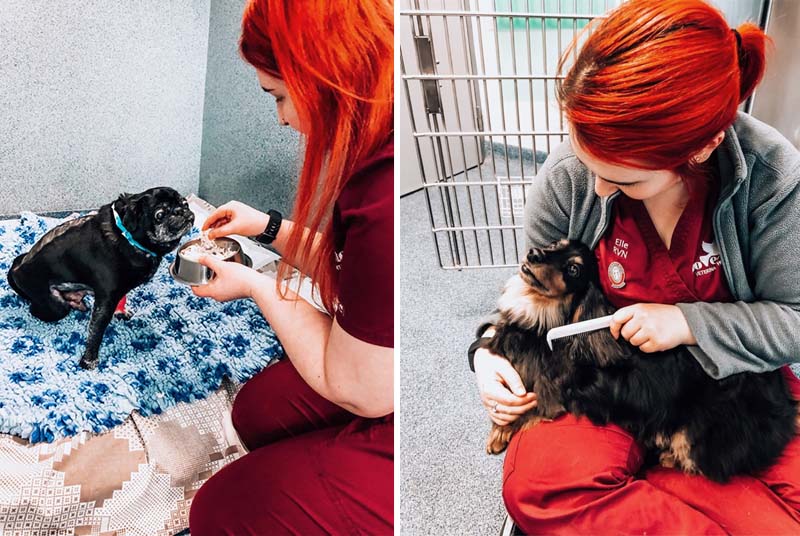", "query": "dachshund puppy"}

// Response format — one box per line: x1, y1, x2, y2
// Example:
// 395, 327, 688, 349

7, 187, 194, 369
482, 239, 797, 482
